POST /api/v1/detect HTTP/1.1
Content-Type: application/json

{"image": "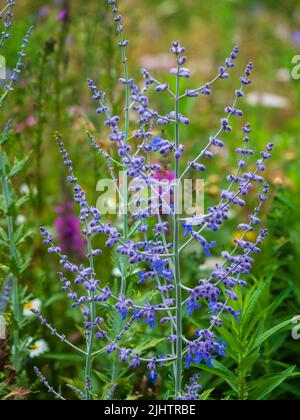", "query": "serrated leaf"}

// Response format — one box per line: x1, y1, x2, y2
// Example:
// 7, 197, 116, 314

15, 194, 30, 209
9, 153, 31, 178
134, 337, 166, 354
14, 226, 34, 246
